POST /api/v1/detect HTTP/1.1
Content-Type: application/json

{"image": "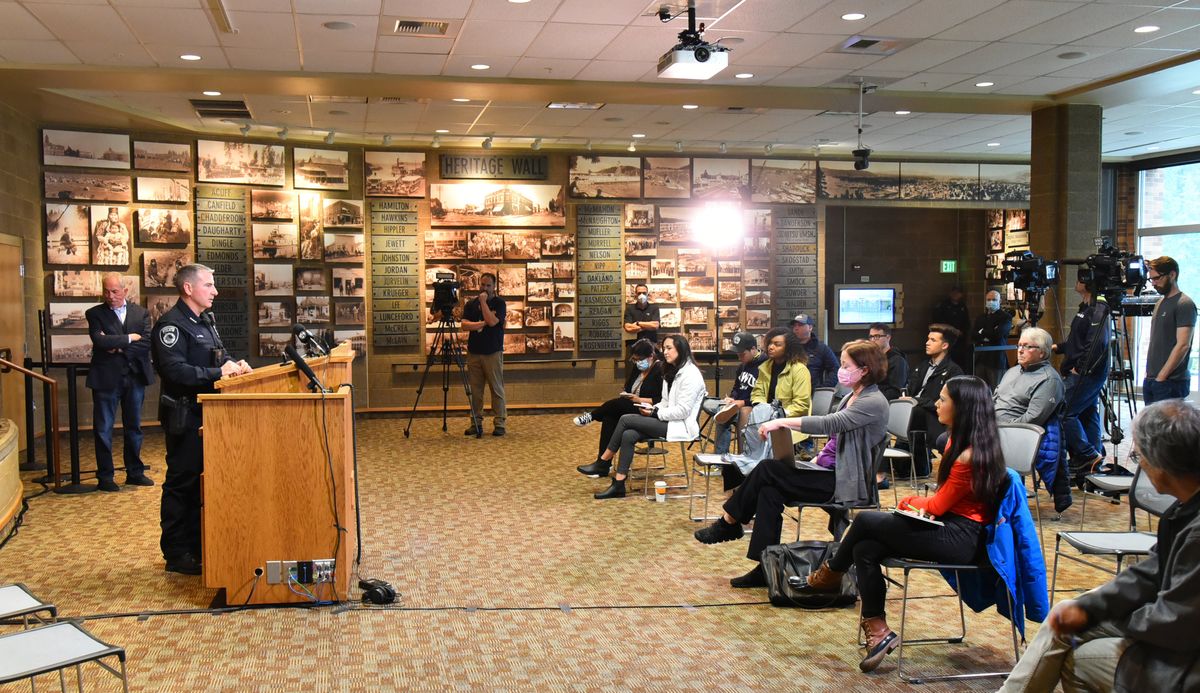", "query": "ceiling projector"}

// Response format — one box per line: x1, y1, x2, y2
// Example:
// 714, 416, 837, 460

658, 43, 729, 80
